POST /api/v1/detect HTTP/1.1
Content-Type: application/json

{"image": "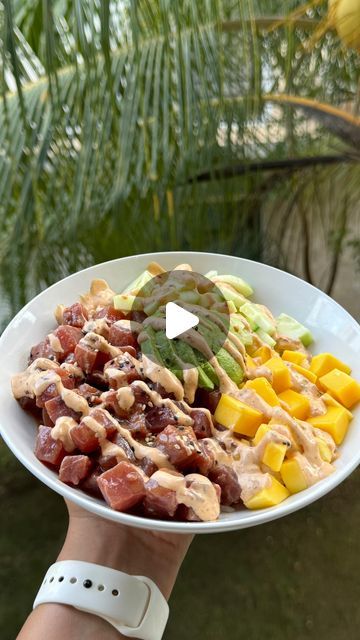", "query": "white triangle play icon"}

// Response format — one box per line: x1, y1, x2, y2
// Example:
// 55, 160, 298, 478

165, 302, 199, 340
